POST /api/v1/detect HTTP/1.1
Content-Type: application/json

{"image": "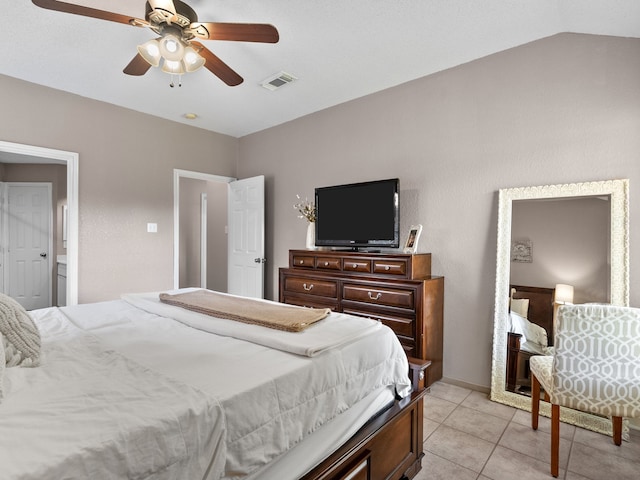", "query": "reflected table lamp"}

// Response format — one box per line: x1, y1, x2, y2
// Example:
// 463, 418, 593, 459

553, 283, 574, 338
